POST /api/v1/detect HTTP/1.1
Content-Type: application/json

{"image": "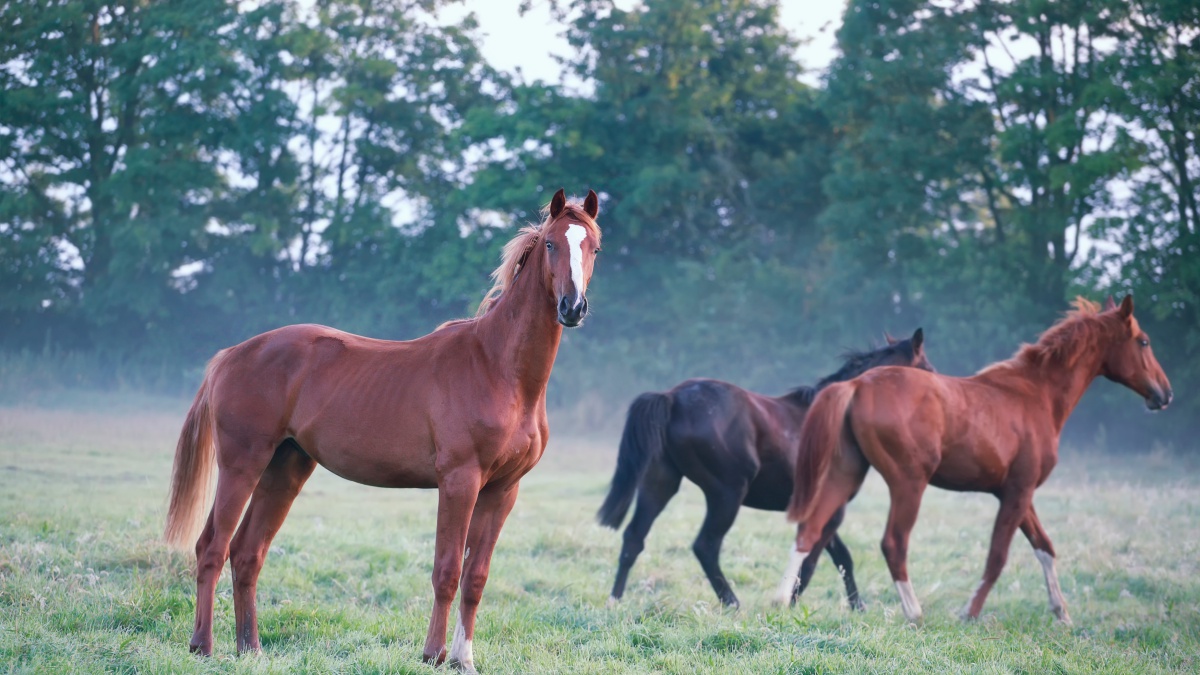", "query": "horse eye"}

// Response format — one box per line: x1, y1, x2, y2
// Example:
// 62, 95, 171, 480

546, 242, 554, 250
1138, 338, 1149, 347
595, 248, 601, 254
